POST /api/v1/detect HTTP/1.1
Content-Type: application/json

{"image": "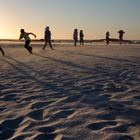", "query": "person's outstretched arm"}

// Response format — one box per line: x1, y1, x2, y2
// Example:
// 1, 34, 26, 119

29, 33, 36, 38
